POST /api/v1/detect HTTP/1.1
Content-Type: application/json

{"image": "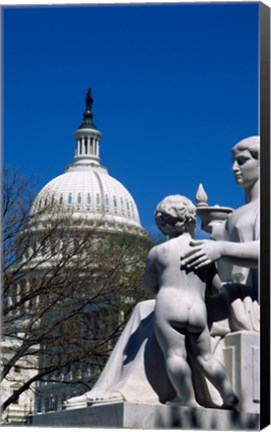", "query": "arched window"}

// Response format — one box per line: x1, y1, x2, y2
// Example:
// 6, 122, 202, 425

36, 397, 42, 413
77, 193, 82, 204
120, 198, 124, 211
87, 193, 91, 205
126, 200, 131, 216
67, 193, 72, 205
45, 397, 50, 413
61, 393, 66, 410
